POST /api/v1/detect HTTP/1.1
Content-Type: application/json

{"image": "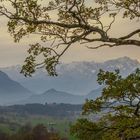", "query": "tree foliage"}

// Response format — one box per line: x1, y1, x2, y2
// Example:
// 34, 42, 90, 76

0, 0, 140, 76
71, 69, 140, 140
